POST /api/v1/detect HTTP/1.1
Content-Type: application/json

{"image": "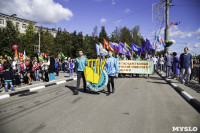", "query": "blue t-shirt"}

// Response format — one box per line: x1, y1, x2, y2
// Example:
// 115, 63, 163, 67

180, 53, 193, 69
